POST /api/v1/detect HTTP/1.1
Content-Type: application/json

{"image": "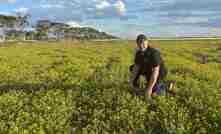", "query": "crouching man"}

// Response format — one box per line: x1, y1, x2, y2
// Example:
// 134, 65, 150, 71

130, 34, 173, 103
